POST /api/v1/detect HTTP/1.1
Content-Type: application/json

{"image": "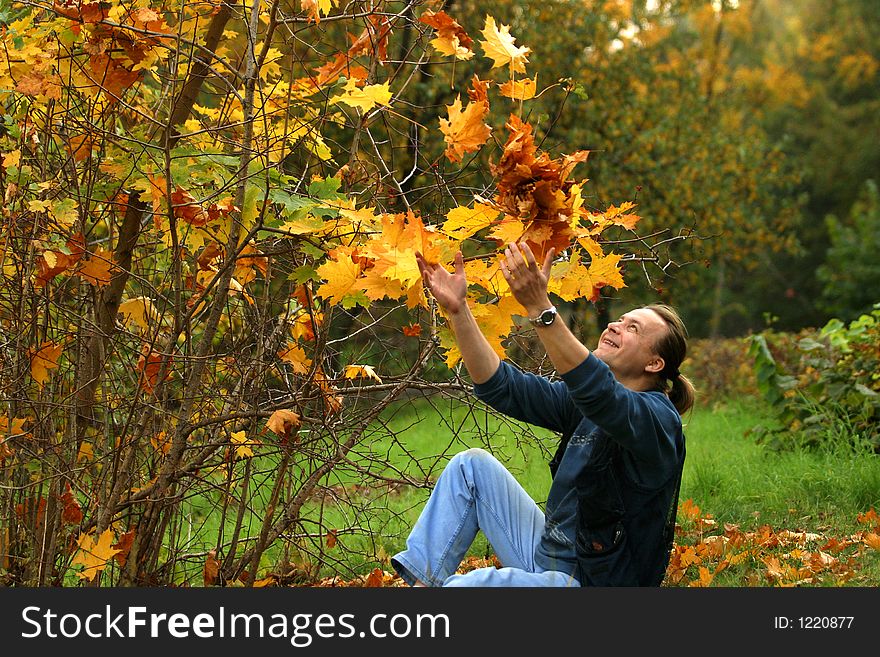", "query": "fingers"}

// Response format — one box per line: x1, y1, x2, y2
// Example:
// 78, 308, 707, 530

542, 247, 556, 278
453, 251, 465, 276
